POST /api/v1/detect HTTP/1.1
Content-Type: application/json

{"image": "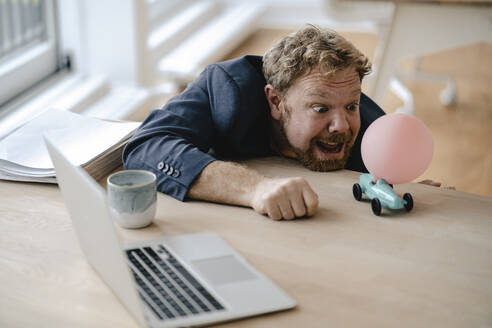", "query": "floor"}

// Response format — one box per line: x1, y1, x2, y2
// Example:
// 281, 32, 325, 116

224, 29, 492, 198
